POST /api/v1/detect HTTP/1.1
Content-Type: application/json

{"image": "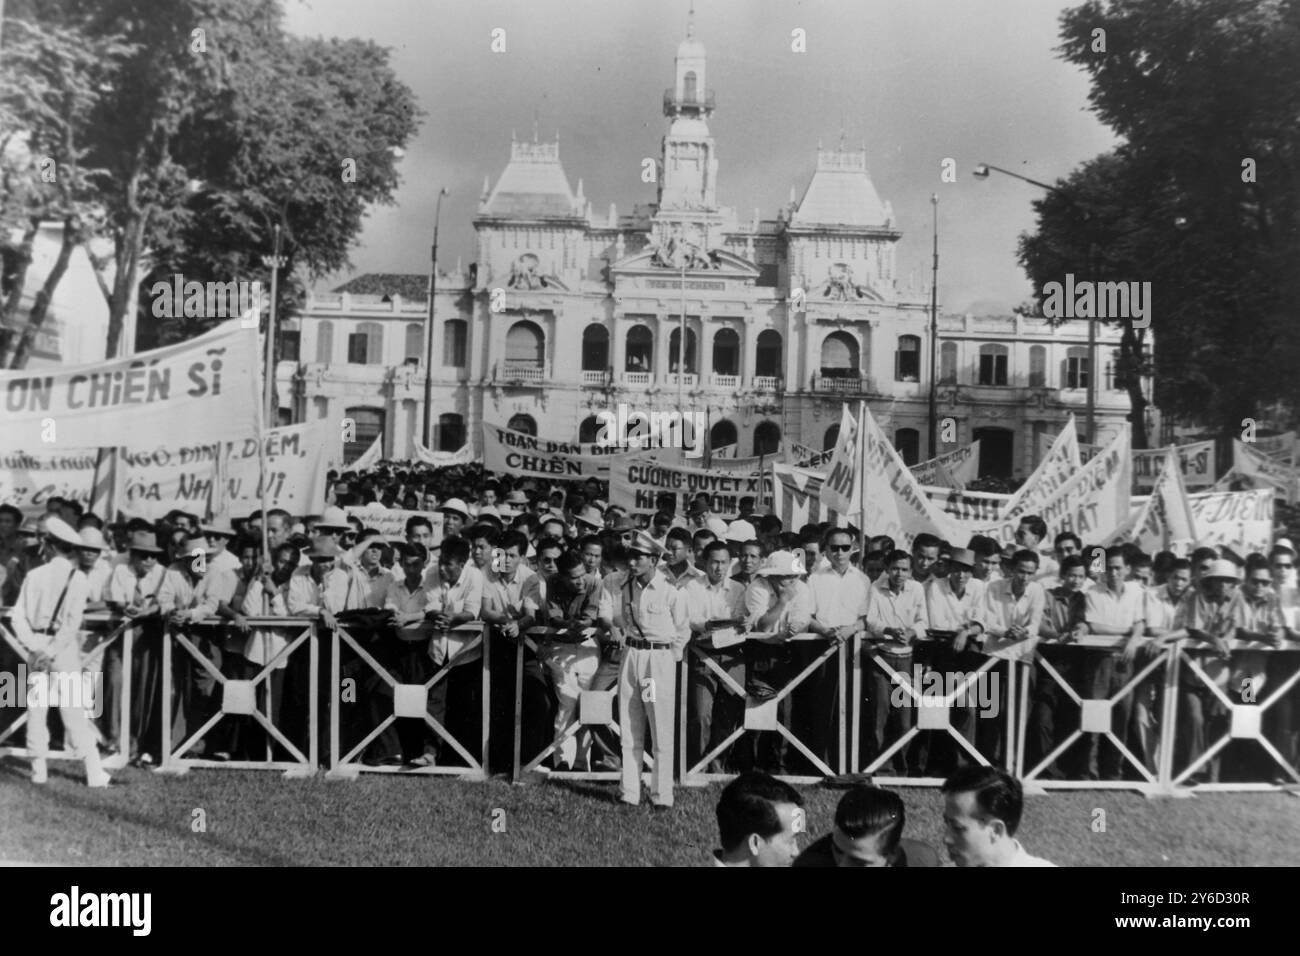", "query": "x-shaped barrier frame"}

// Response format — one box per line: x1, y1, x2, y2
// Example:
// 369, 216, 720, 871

329, 622, 489, 779
0, 613, 135, 770
513, 628, 651, 783
851, 634, 1018, 784
681, 632, 846, 786
161, 618, 318, 777
1168, 641, 1300, 793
